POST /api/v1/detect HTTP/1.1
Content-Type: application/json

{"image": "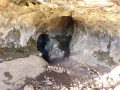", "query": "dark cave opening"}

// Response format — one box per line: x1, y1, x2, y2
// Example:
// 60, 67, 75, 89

37, 34, 72, 63
37, 34, 50, 63
37, 16, 74, 63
